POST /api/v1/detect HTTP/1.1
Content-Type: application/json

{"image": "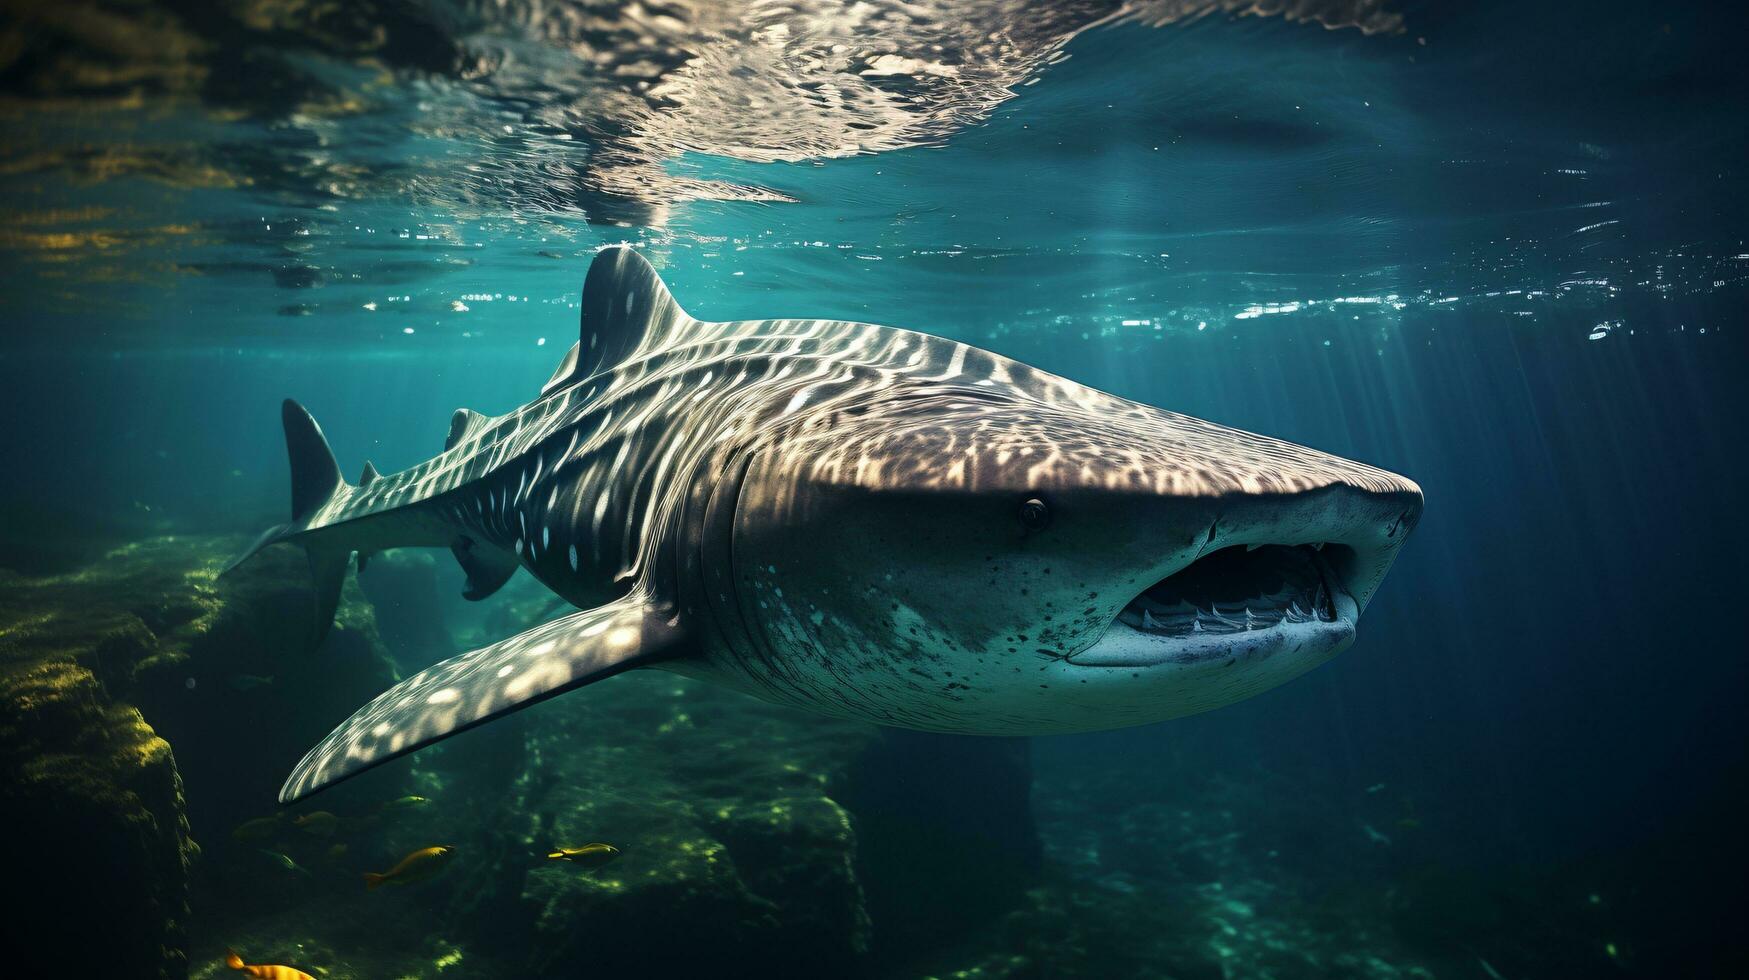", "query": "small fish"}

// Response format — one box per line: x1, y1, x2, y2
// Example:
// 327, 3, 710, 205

547, 843, 620, 869
226, 948, 315, 980
231, 815, 282, 842
378, 795, 432, 812
326, 843, 349, 861
258, 850, 310, 876
364, 845, 456, 890
293, 811, 340, 837
1361, 823, 1393, 846
228, 674, 275, 692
